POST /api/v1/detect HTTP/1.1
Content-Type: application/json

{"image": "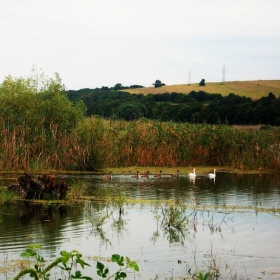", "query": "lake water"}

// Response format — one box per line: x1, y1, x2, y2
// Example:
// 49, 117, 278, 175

0, 171, 280, 279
